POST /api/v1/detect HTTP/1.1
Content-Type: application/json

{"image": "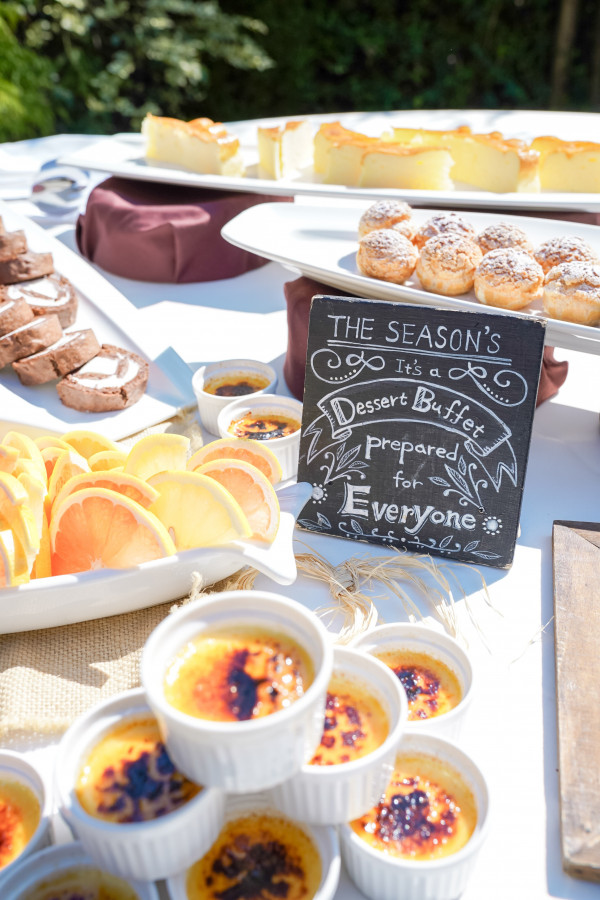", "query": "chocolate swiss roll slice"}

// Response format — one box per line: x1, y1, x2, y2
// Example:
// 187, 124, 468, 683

0, 230, 27, 263
0, 250, 54, 285
13, 328, 101, 386
56, 344, 149, 412
0, 314, 63, 368
0, 296, 34, 337
1, 274, 78, 327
